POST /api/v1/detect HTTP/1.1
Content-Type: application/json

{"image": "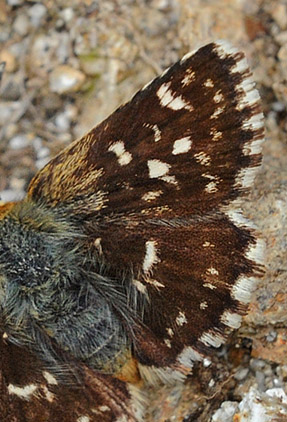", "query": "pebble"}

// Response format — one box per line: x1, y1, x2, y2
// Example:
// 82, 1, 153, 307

59, 8, 74, 22
13, 13, 30, 36
49, 65, 86, 94
0, 189, 25, 202
7, 0, 24, 5
0, 50, 17, 73
27, 4, 47, 27
271, 2, 287, 30
212, 401, 238, 422
0, 102, 21, 125
234, 387, 287, 421
235, 367, 249, 381
54, 112, 71, 132
9, 134, 30, 150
